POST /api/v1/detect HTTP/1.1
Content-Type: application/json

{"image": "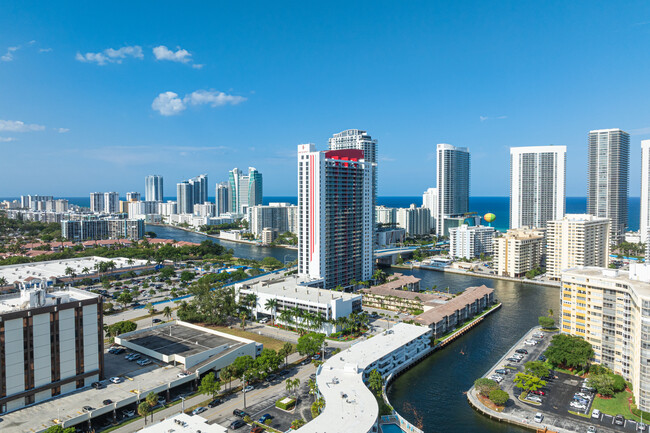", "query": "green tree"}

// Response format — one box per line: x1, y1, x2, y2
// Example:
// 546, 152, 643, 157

489, 389, 509, 406
538, 316, 555, 329
296, 332, 326, 357
44, 426, 76, 433
159, 266, 175, 279
524, 361, 550, 378
137, 401, 151, 425
513, 373, 547, 392
291, 419, 306, 429
367, 369, 384, 396
474, 378, 500, 397
146, 302, 155, 314
279, 342, 293, 367
588, 374, 616, 396
198, 372, 221, 399
545, 334, 594, 370
180, 270, 194, 283
163, 306, 173, 320
261, 256, 283, 270
116, 291, 133, 309
106, 320, 137, 337
265, 298, 279, 324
